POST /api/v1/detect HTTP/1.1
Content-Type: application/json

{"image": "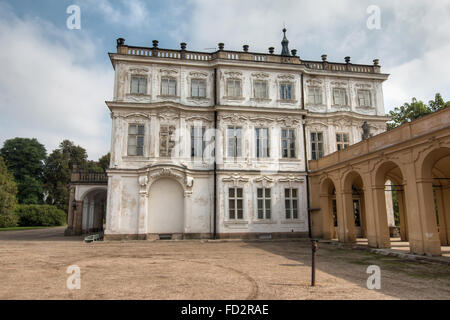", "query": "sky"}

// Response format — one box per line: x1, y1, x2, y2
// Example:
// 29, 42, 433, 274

0, 0, 449, 160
